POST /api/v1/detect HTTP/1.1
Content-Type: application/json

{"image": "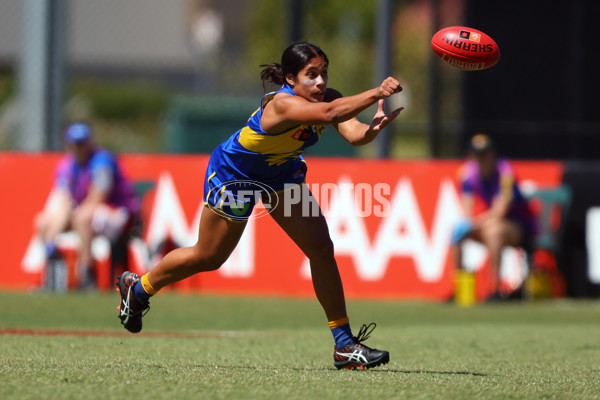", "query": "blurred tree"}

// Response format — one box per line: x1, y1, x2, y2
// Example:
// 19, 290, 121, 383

205, 0, 466, 158
244, 0, 375, 96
